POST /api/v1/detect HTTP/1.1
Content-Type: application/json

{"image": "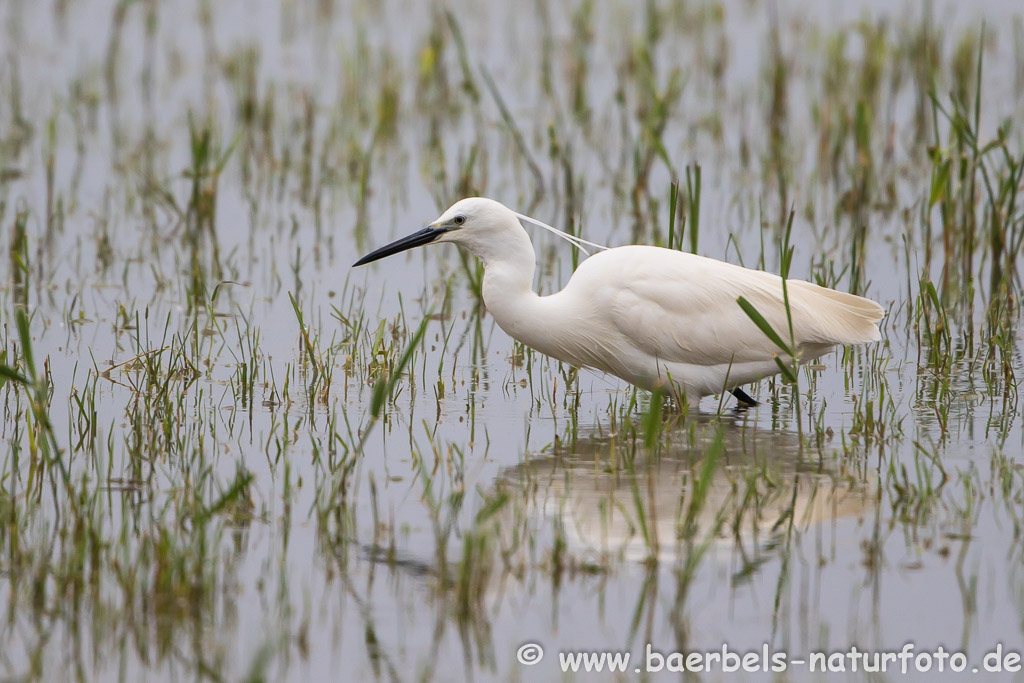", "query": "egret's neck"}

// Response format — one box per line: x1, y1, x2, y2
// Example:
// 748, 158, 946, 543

476, 225, 540, 332
472, 221, 583, 368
